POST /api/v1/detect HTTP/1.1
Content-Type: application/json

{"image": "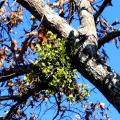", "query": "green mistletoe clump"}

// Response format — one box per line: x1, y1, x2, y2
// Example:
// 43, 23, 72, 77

25, 31, 89, 102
